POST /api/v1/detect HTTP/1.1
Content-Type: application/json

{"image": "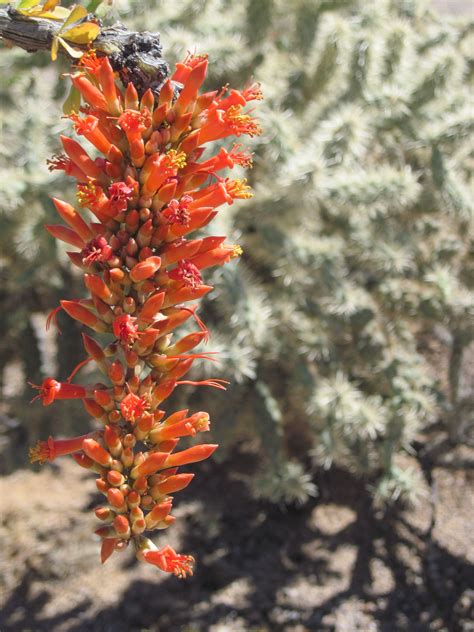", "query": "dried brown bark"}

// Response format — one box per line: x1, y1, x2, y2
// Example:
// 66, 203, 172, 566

0, 4, 170, 94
